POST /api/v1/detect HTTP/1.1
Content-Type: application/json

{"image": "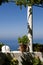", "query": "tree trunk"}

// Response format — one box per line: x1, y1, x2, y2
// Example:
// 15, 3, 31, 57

27, 6, 33, 52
